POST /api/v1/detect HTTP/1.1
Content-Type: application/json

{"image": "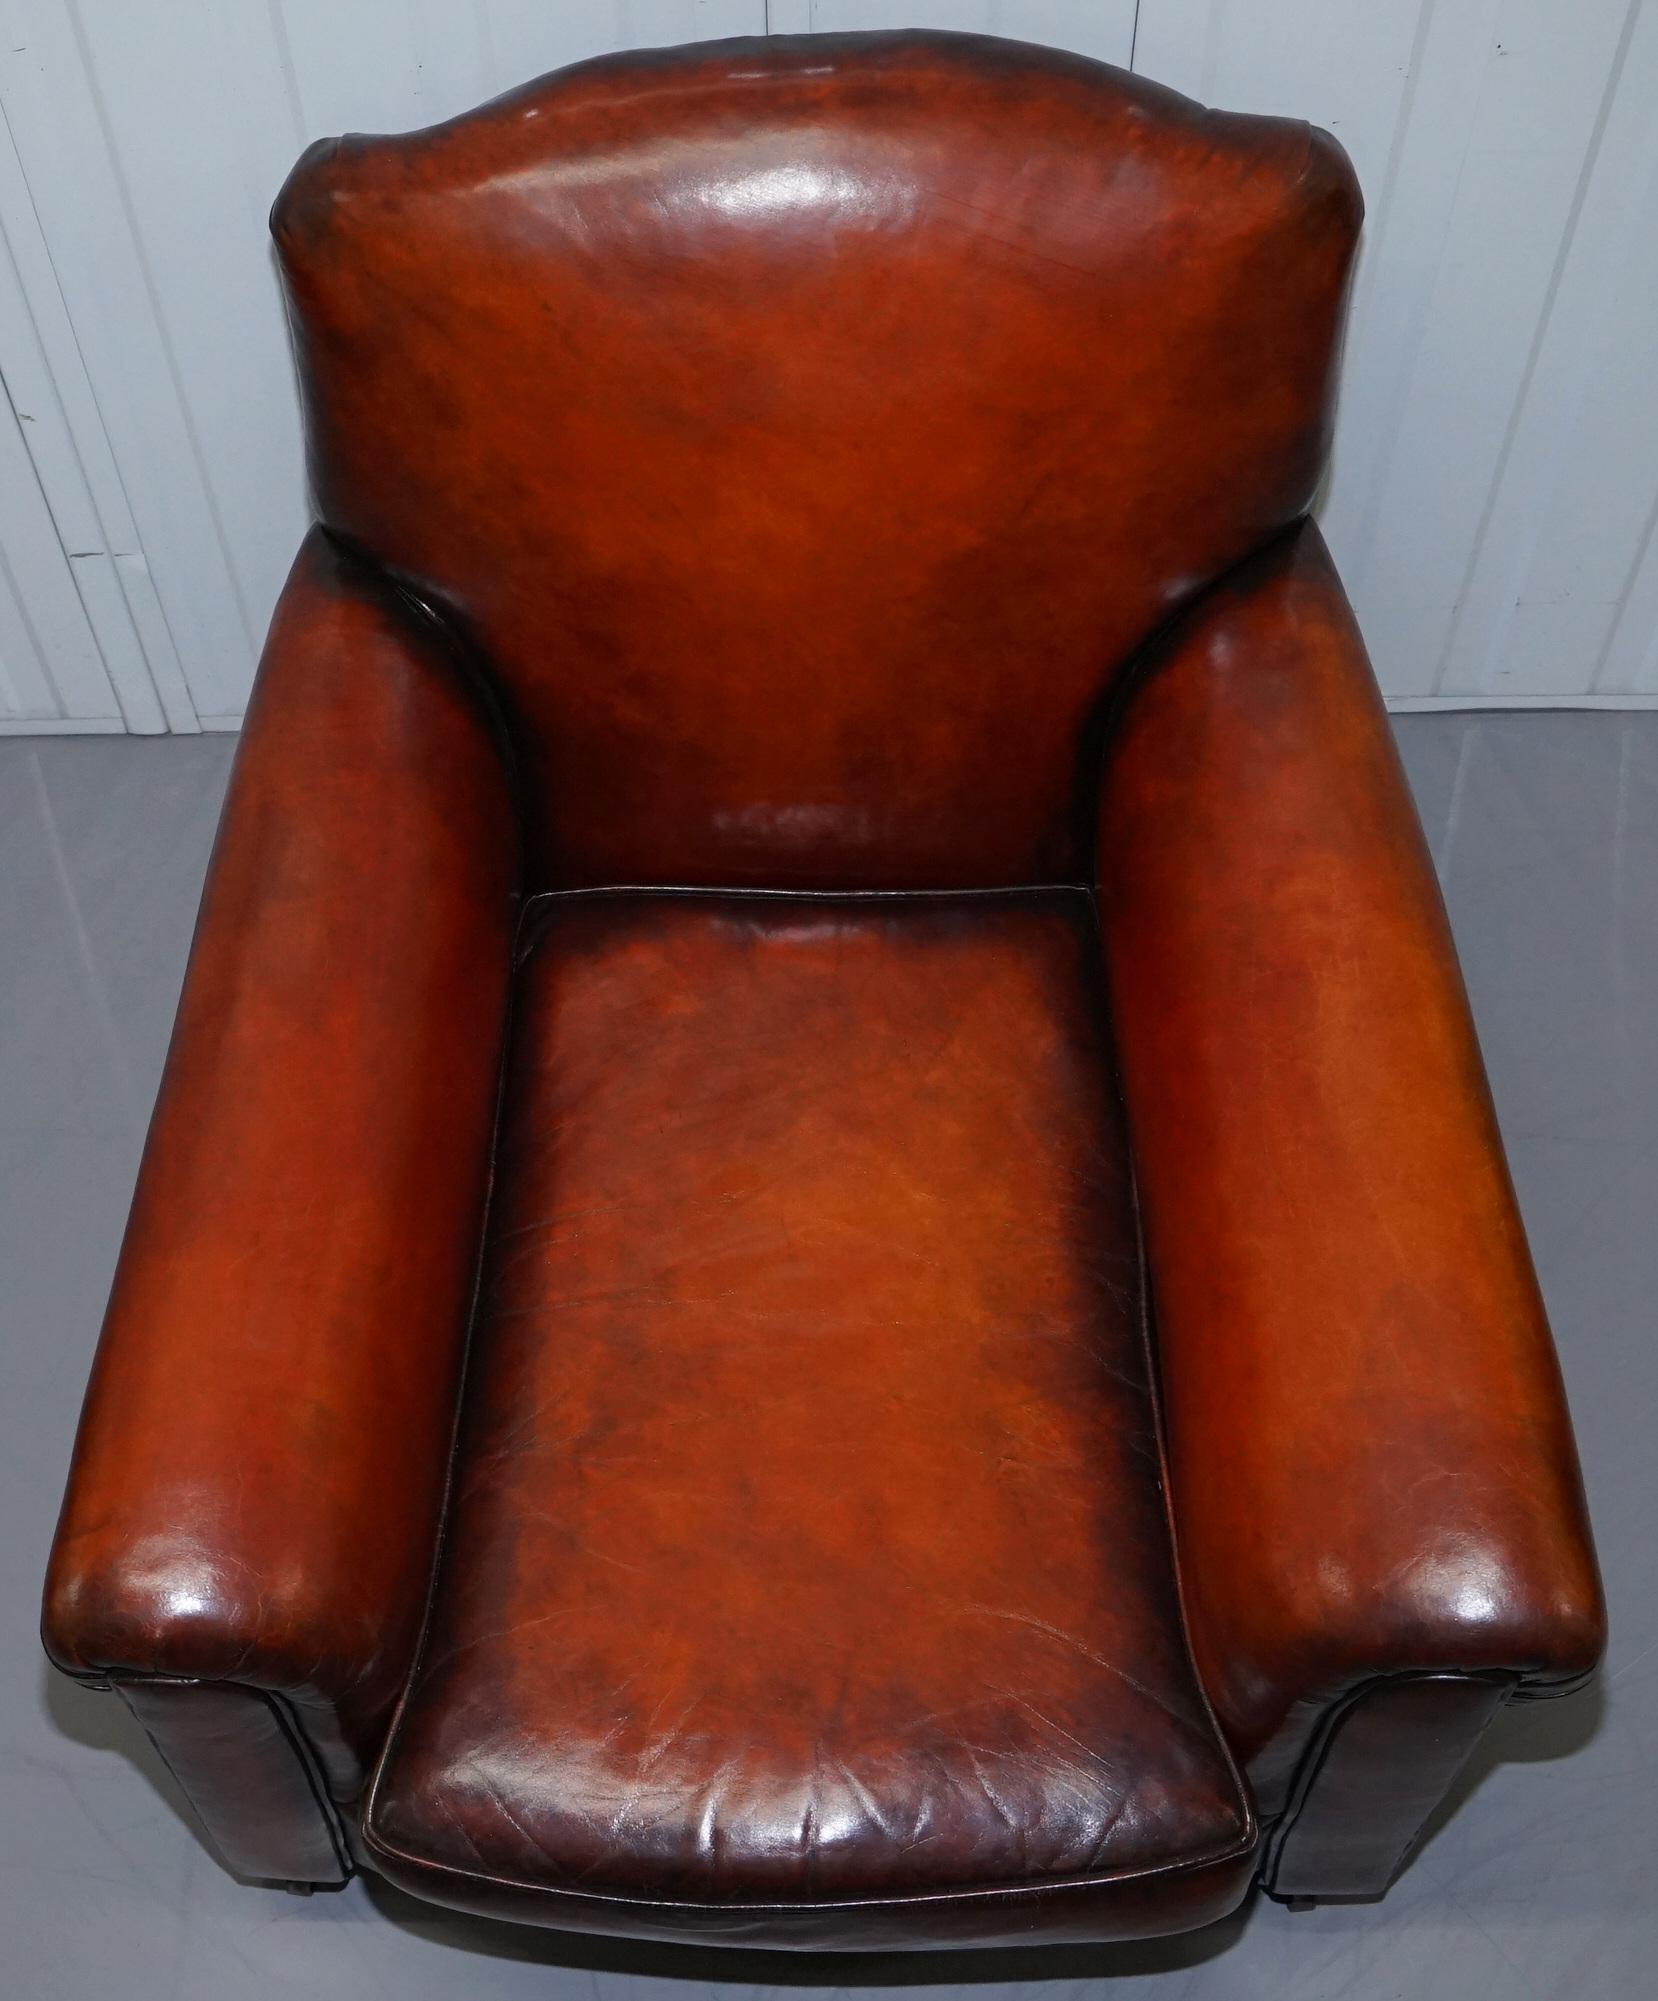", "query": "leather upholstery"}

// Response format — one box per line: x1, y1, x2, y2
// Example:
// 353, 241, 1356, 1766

1263, 1673, 1517, 1899
364, 891, 1256, 1943
272, 30, 1359, 891
42, 531, 520, 1798
118, 1680, 352, 1886
41, 27, 1605, 1946
1096, 522, 1606, 1813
